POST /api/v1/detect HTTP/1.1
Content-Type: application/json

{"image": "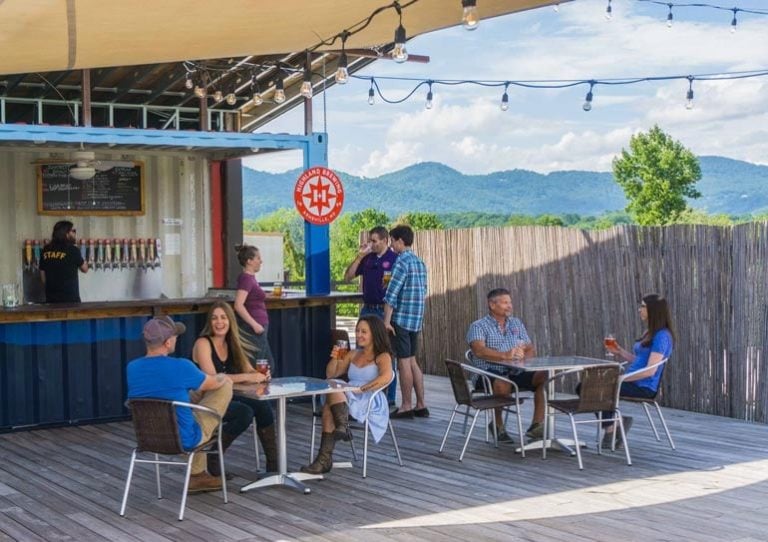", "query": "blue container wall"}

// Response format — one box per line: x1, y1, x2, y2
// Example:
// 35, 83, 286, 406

0, 305, 331, 432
